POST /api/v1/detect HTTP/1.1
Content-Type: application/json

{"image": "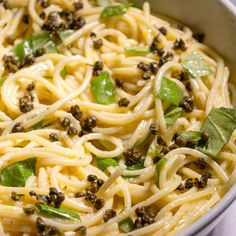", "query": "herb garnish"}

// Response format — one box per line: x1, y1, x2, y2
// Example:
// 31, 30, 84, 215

100, 3, 132, 19
36, 204, 81, 222
182, 51, 211, 78
199, 107, 236, 156
91, 71, 116, 105
155, 158, 167, 187
156, 77, 182, 106
97, 158, 119, 171
164, 106, 183, 125
0, 158, 37, 187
